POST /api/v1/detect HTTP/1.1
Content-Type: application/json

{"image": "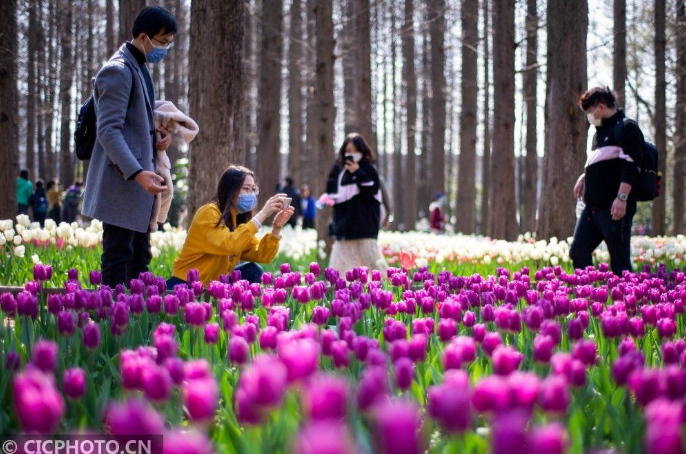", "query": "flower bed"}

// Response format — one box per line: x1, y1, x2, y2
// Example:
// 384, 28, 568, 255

1, 260, 685, 453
